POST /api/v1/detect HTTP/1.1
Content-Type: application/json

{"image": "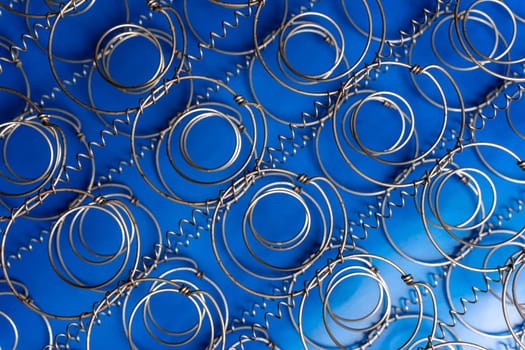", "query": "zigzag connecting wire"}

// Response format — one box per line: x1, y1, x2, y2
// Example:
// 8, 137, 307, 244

264, 123, 311, 166
184, 2, 254, 70
224, 54, 252, 84
262, 98, 331, 167
7, 13, 56, 59
163, 205, 211, 254
488, 195, 525, 229
2, 228, 49, 270
381, 3, 443, 59
96, 137, 159, 186
0, 9, 56, 95
39, 63, 92, 106
435, 260, 512, 337
470, 81, 525, 133
231, 299, 268, 327
259, 297, 296, 332
50, 283, 132, 349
